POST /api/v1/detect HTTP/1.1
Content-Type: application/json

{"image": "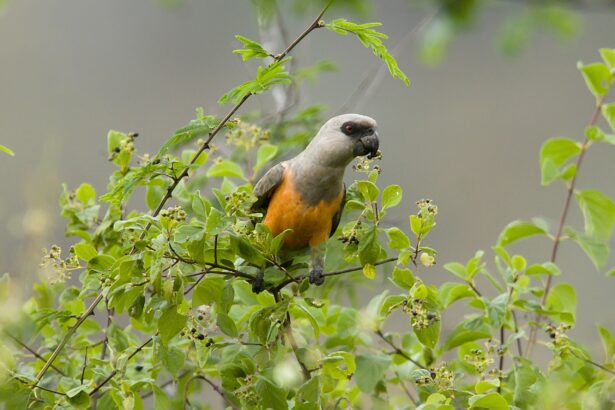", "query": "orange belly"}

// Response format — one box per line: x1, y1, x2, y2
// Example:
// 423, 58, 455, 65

264, 170, 343, 249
